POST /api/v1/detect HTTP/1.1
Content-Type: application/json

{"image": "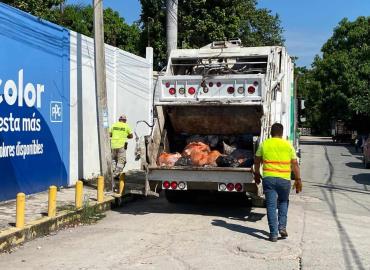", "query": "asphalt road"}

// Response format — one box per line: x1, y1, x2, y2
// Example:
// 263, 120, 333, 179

0, 136, 369, 270
298, 136, 370, 269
